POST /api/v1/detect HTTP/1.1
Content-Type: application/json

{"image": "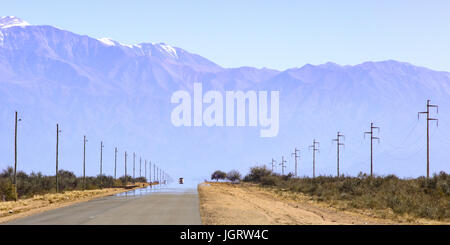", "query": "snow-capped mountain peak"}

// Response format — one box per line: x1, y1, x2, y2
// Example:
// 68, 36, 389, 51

97, 38, 178, 58
155, 43, 178, 58
0, 16, 30, 29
